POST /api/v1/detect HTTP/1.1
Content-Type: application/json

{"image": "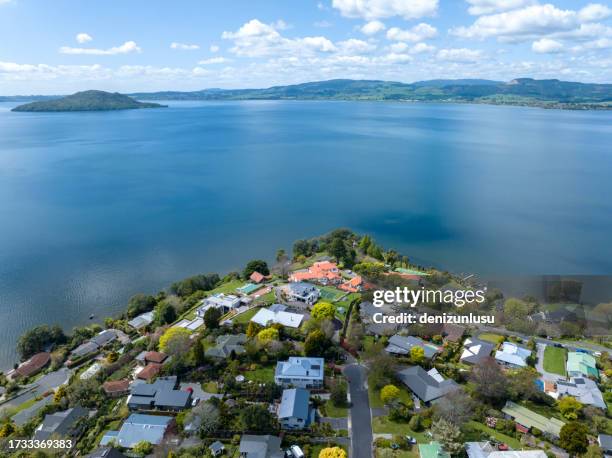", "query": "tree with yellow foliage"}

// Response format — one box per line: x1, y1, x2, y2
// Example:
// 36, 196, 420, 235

319, 447, 347, 458
257, 327, 280, 344
159, 327, 191, 356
